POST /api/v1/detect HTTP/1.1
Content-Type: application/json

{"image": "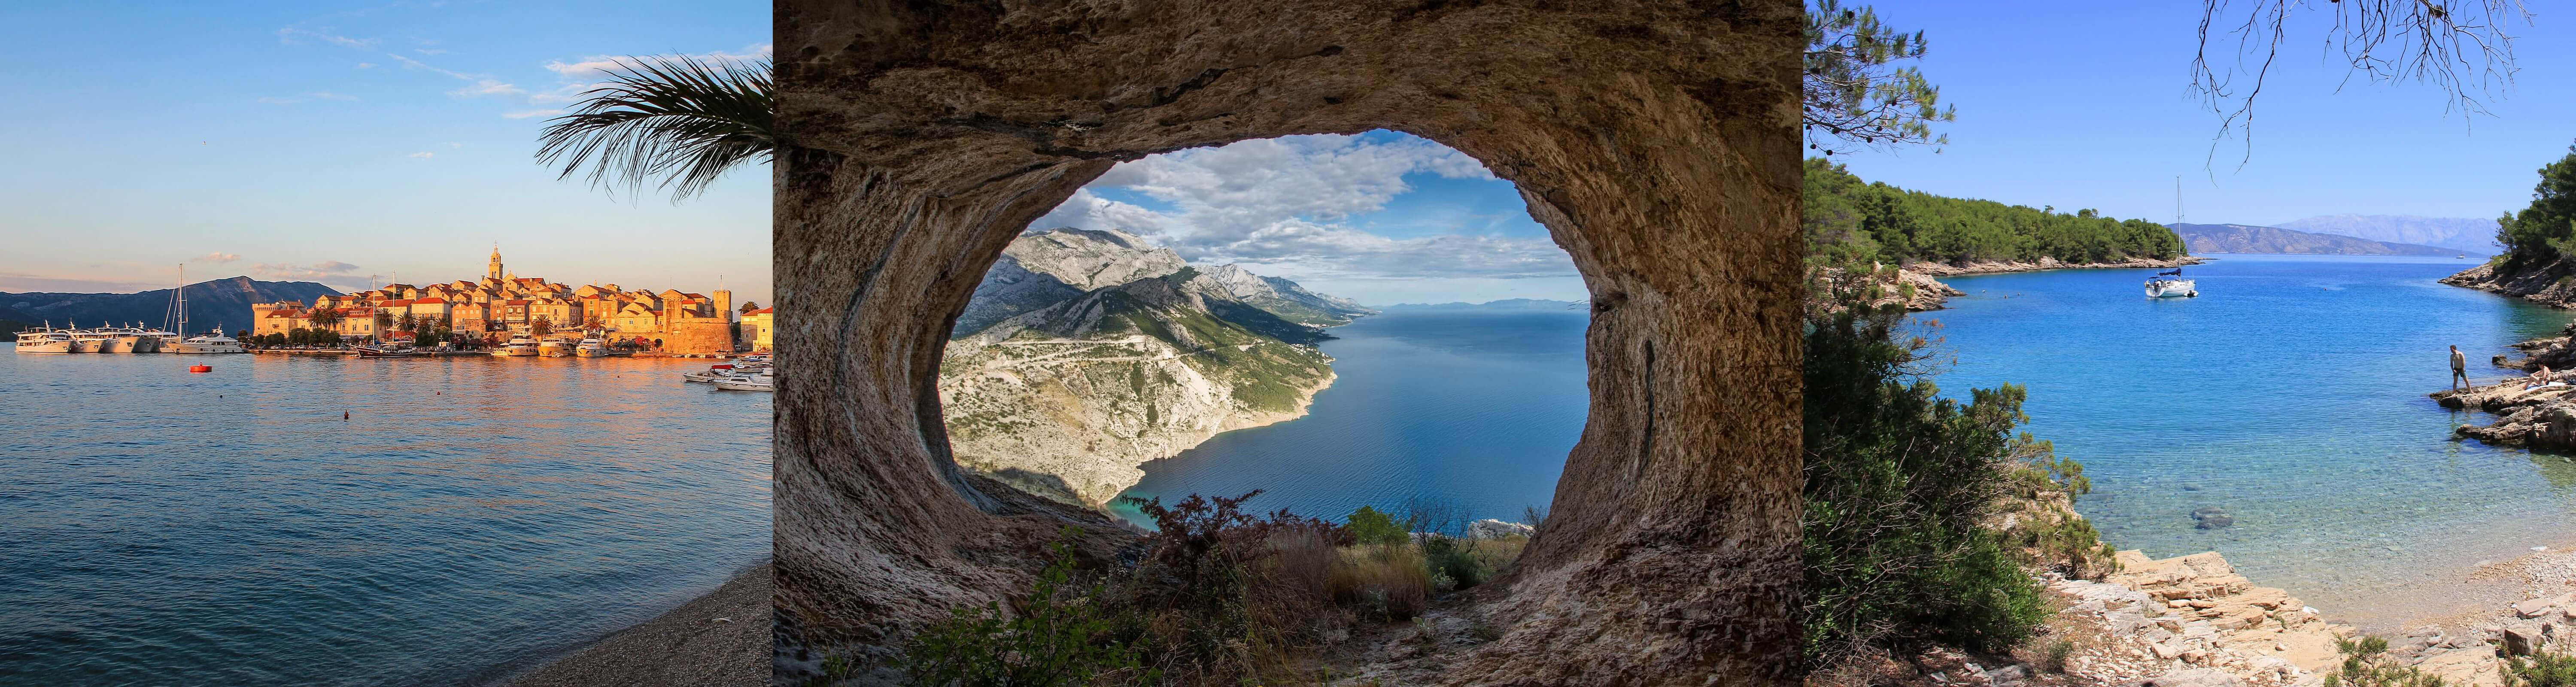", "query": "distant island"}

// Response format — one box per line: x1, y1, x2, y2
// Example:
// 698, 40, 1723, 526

2167, 222, 2475, 256
0, 277, 340, 336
